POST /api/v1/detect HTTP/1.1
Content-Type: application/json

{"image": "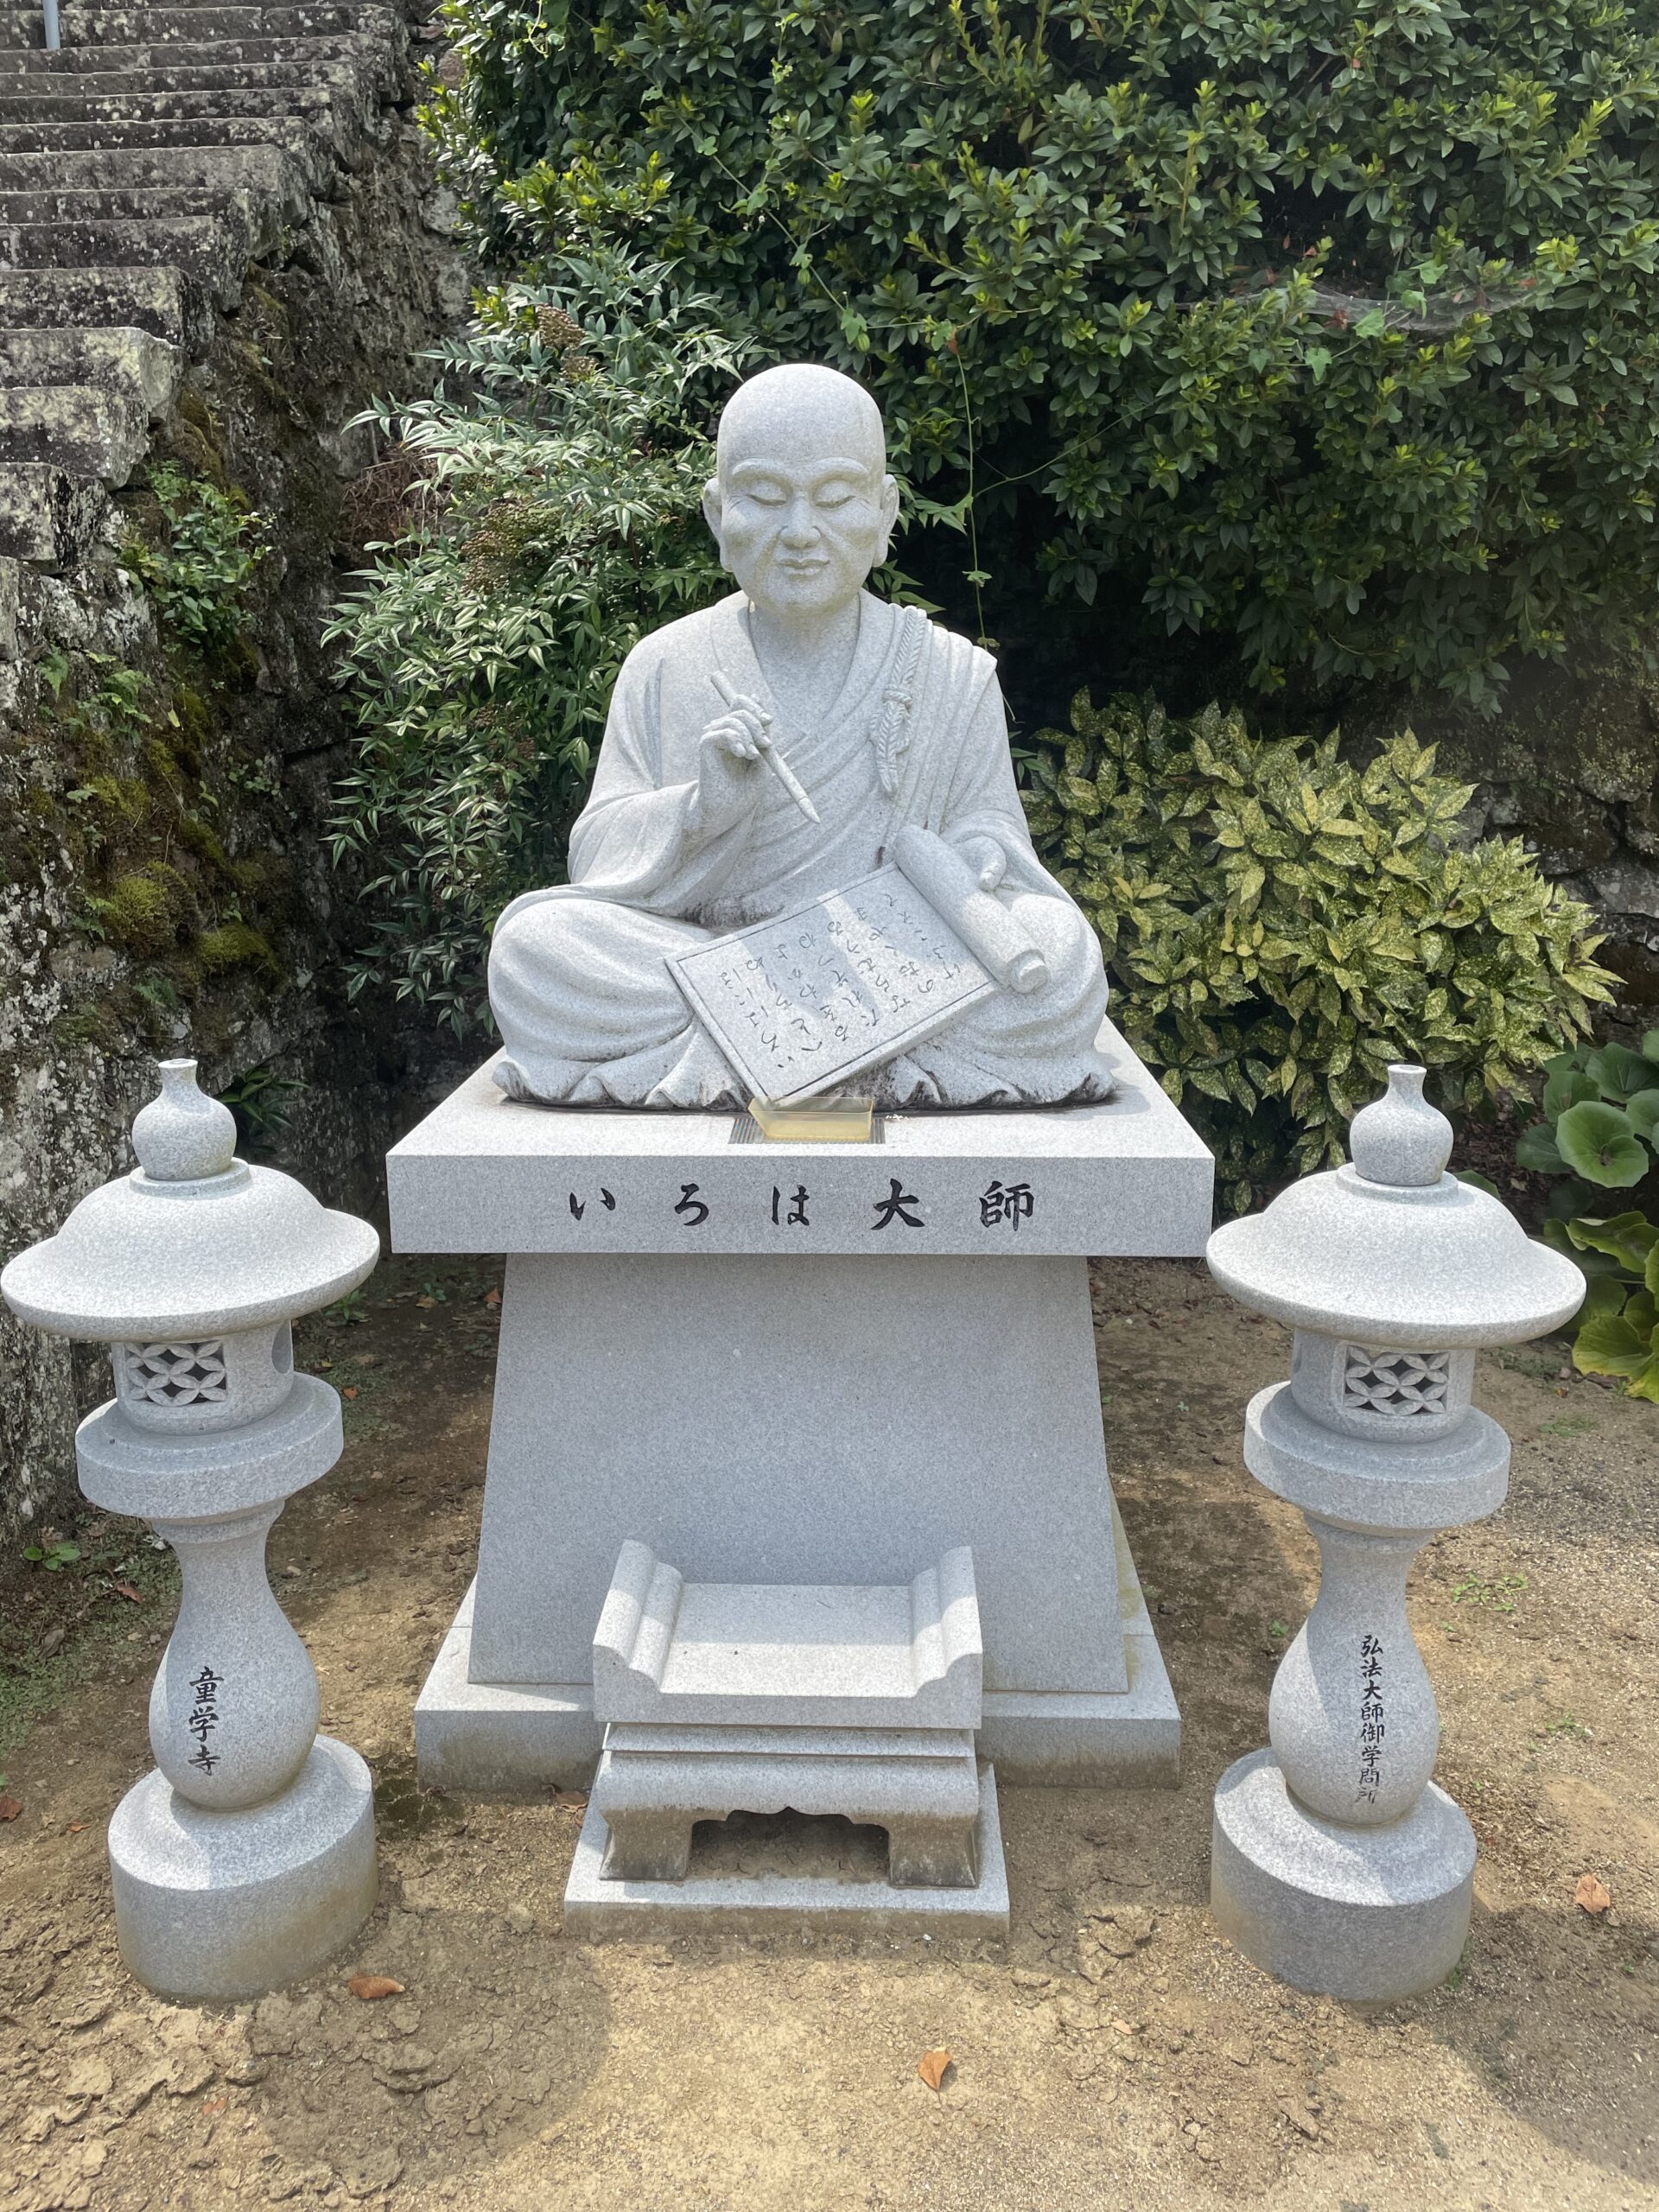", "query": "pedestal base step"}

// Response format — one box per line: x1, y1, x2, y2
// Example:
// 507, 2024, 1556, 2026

1211, 1748, 1475, 2002
565, 1764, 1008, 1942
594, 1723, 982, 1886
108, 1736, 377, 2002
